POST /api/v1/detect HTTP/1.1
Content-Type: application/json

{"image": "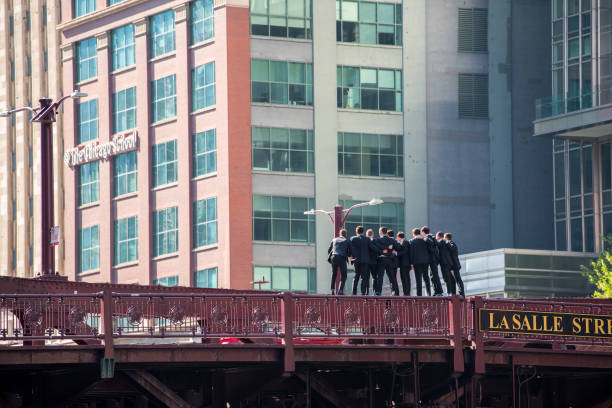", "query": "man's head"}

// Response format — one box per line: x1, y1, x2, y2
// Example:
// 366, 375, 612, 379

397, 232, 405, 241
444, 232, 453, 241
387, 230, 395, 238
379, 227, 388, 237
421, 226, 430, 235
340, 229, 347, 237
436, 231, 444, 240
366, 229, 374, 238
412, 228, 421, 237
356, 225, 364, 235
